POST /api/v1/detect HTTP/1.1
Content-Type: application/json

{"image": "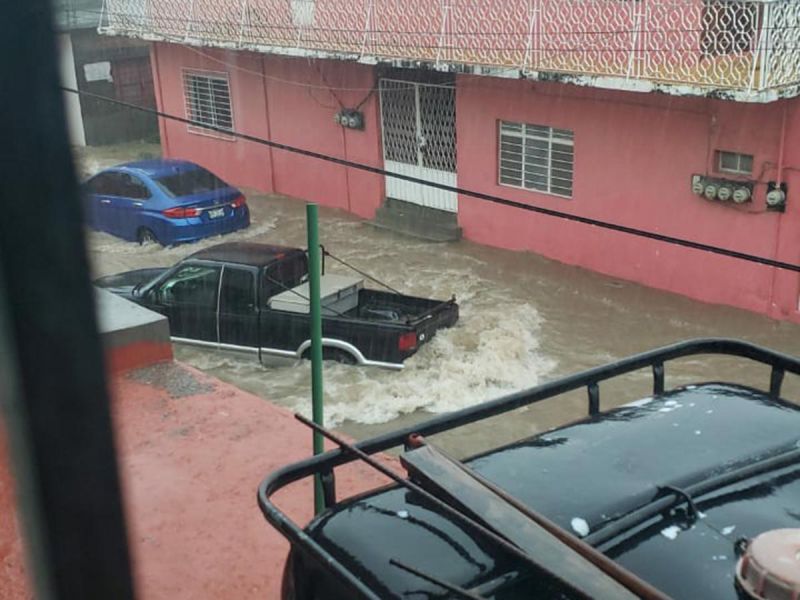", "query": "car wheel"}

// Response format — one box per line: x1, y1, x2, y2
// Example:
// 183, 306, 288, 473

137, 228, 158, 246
